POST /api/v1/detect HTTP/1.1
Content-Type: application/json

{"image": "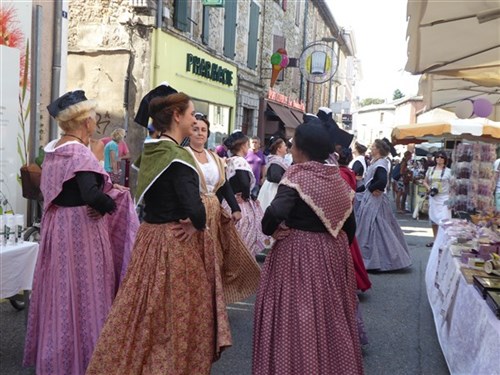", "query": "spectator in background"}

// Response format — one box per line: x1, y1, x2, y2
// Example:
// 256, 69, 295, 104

104, 128, 126, 183
145, 123, 159, 140
102, 130, 130, 160
245, 136, 266, 198
215, 140, 228, 159
397, 151, 413, 213
426, 153, 436, 168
